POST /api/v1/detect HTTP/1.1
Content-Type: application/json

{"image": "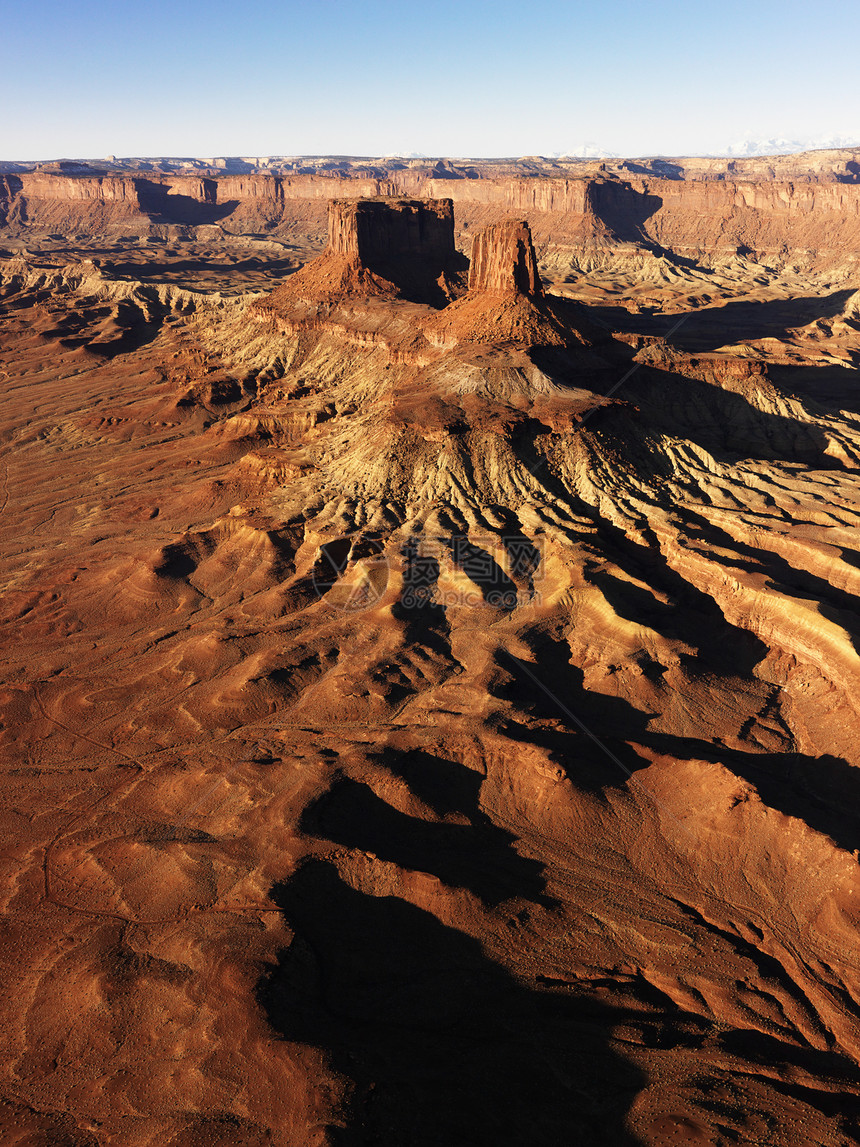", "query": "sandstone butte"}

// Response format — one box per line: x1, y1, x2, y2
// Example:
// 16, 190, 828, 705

4, 154, 860, 1145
